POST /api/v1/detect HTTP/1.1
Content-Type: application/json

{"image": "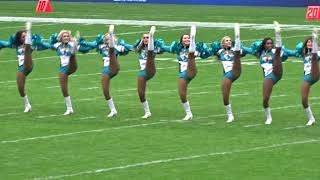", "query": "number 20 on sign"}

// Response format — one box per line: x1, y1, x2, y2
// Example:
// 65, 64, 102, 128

306, 6, 320, 20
